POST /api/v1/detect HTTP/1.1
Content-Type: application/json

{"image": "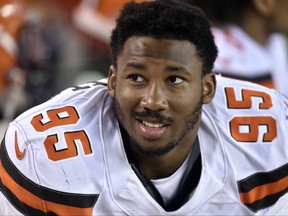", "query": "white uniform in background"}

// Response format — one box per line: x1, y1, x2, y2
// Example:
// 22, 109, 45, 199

0, 75, 288, 215
213, 25, 288, 97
